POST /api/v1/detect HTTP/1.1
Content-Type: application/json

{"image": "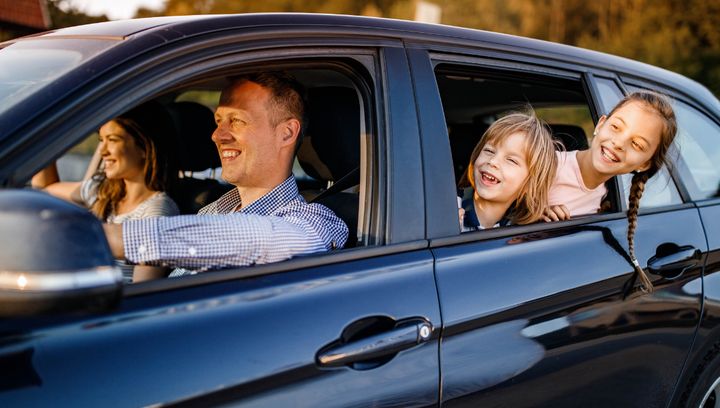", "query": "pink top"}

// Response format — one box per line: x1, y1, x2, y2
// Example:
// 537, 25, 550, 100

548, 150, 607, 216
